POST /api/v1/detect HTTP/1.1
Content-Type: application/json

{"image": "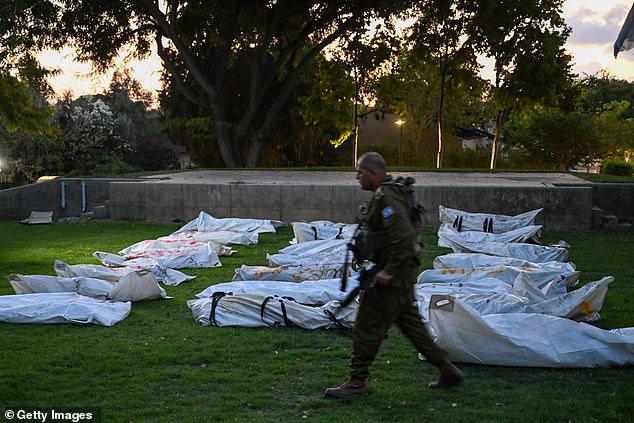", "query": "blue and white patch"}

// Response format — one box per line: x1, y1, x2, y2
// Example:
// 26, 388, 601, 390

382, 206, 394, 219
